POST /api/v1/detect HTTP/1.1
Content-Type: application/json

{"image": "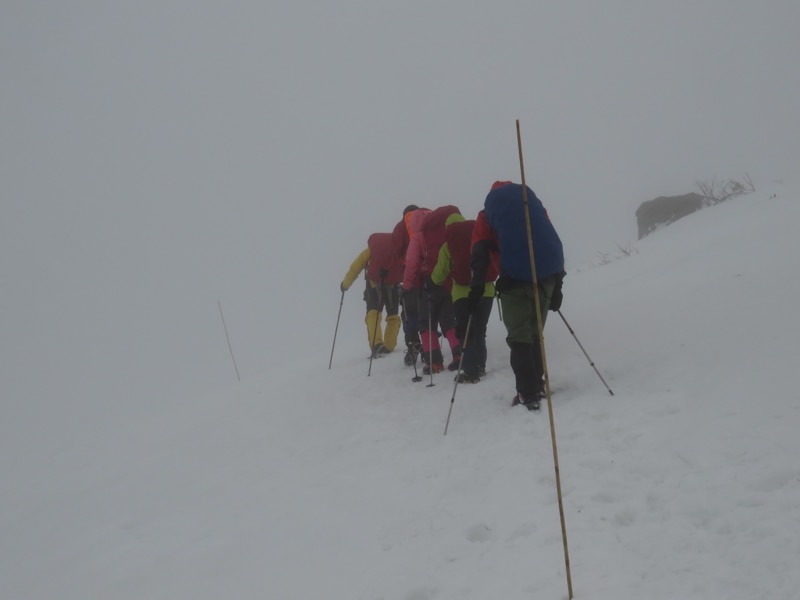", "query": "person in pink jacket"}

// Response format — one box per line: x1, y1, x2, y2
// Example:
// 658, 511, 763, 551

401, 205, 462, 374
393, 205, 425, 366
